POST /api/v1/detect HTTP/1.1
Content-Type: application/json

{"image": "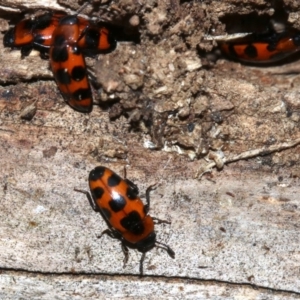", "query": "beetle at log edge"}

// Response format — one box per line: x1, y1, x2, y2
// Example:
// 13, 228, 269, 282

75, 166, 175, 276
